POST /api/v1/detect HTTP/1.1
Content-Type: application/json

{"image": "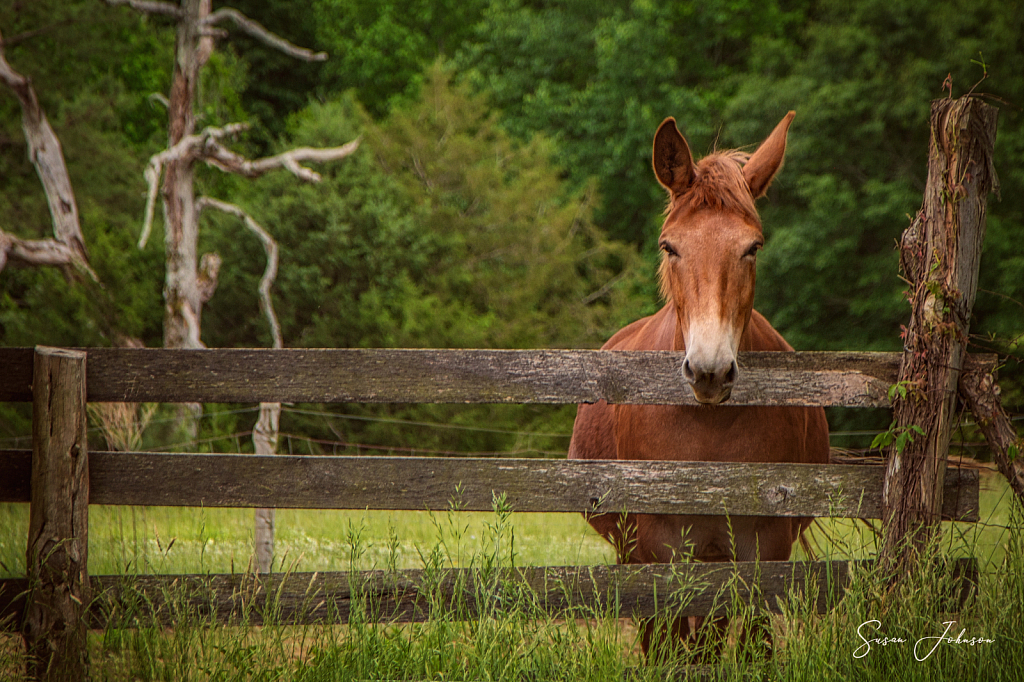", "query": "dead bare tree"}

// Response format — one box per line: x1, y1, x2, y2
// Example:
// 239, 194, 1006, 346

106, 0, 356, 352
0, 28, 94, 279
198, 196, 283, 572
107, 0, 359, 573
